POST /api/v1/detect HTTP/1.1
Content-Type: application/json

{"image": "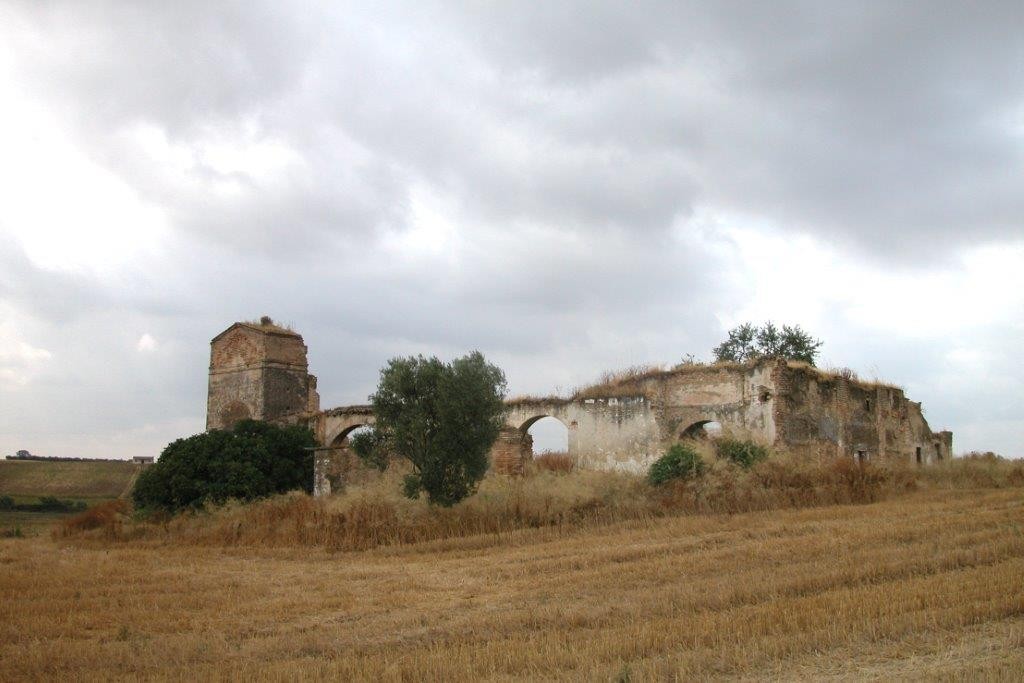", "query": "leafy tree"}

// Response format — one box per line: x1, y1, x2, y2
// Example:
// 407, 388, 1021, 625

132, 420, 316, 512
648, 444, 705, 485
352, 351, 507, 506
713, 322, 823, 365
